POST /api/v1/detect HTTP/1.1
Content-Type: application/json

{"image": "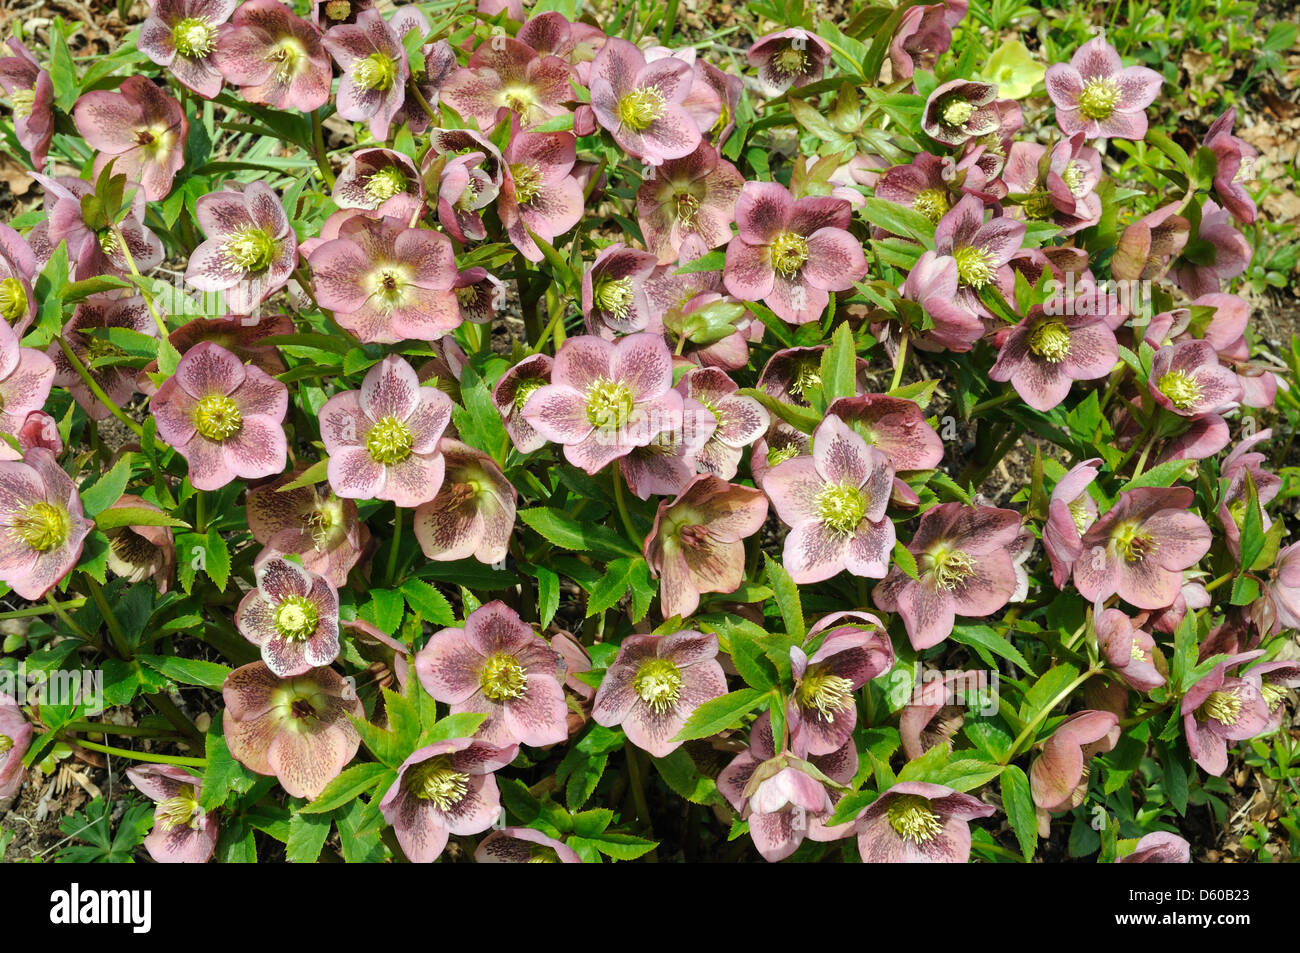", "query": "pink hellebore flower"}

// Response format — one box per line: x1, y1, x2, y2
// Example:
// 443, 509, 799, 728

825, 395, 945, 472
0, 448, 94, 600
1043, 458, 1100, 588
854, 781, 995, 863
103, 494, 177, 592
0, 317, 53, 439
476, 827, 582, 863
138, 0, 236, 98
1181, 651, 1271, 776
921, 79, 1000, 146
1203, 108, 1258, 225
235, 556, 340, 677
415, 601, 568, 748
333, 148, 420, 211
644, 475, 769, 620
0, 40, 54, 169
890, 2, 964, 79
675, 366, 768, 479
324, 7, 427, 140
222, 661, 363, 799
521, 332, 683, 475
746, 29, 830, 96
49, 295, 155, 421
590, 37, 701, 165
73, 76, 188, 202
186, 182, 297, 315
245, 472, 369, 588
1045, 37, 1162, 140
1074, 487, 1212, 610
617, 395, 714, 501
1116, 831, 1191, 863
213, 0, 334, 111
0, 222, 36, 334
989, 306, 1118, 412
1002, 134, 1102, 235
319, 354, 453, 508
582, 243, 658, 337
0, 692, 32, 801
789, 611, 894, 756
934, 194, 1024, 319
1029, 710, 1119, 812
873, 503, 1024, 650
723, 182, 867, 325
379, 738, 516, 863
591, 631, 728, 758
901, 250, 984, 353
1258, 542, 1300, 635
1096, 608, 1165, 693
29, 174, 163, 281
1254, 661, 1300, 733
1149, 339, 1242, 418
126, 764, 218, 864
439, 36, 574, 131
492, 353, 552, 454
413, 438, 517, 565
497, 123, 584, 263
764, 414, 896, 584
899, 669, 986, 760
151, 341, 288, 491
636, 142, 744, 266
